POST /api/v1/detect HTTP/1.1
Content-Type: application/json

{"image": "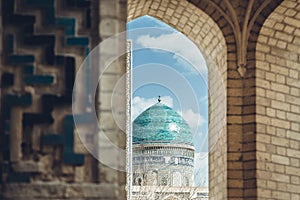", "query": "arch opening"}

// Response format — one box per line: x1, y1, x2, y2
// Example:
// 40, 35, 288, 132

127, 0, 228, 198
